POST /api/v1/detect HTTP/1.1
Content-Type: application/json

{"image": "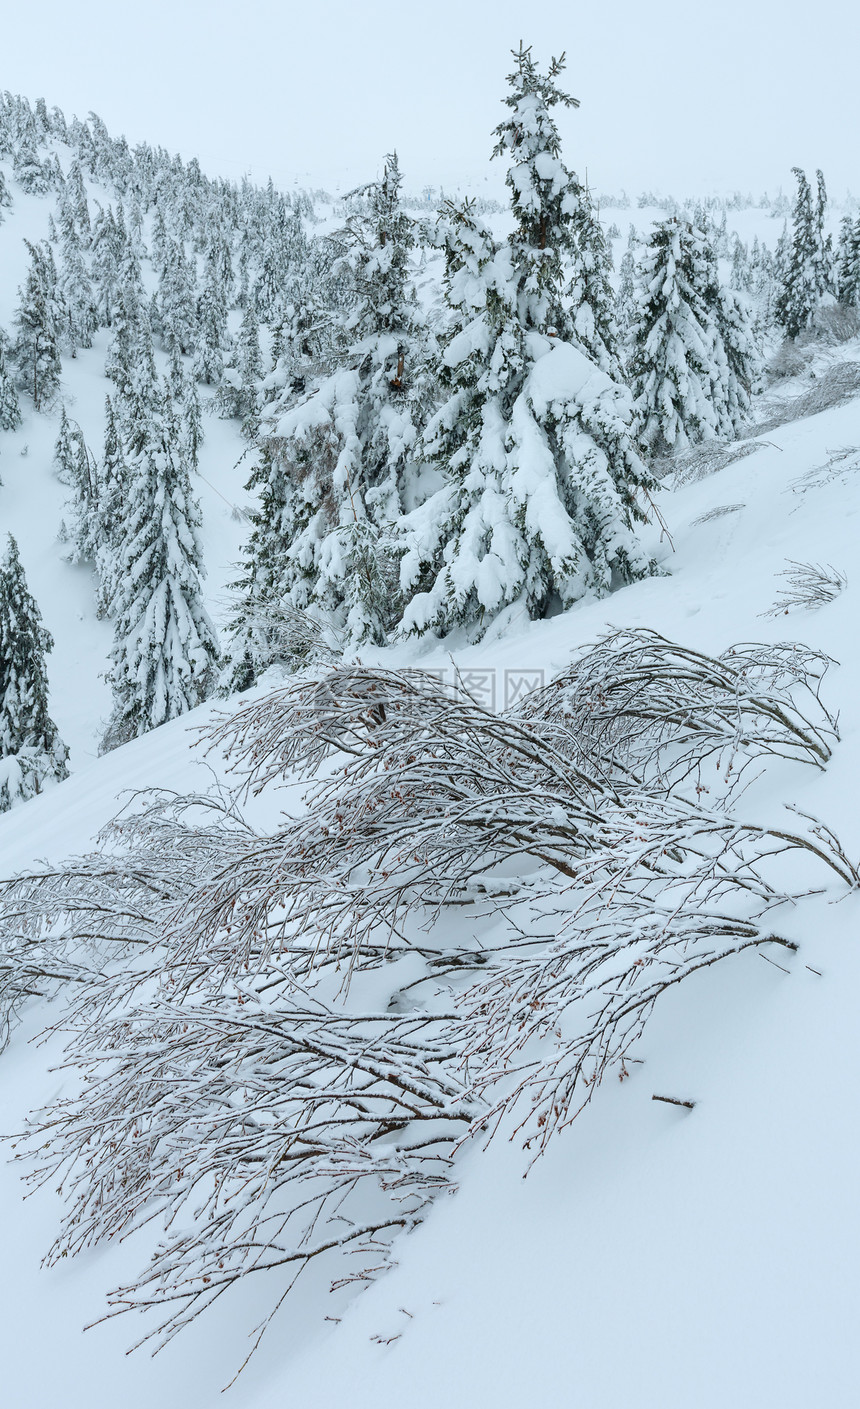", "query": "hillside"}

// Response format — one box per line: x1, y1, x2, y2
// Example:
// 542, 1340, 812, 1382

2, 366, 859, 1407
2, 93, 860, 1409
